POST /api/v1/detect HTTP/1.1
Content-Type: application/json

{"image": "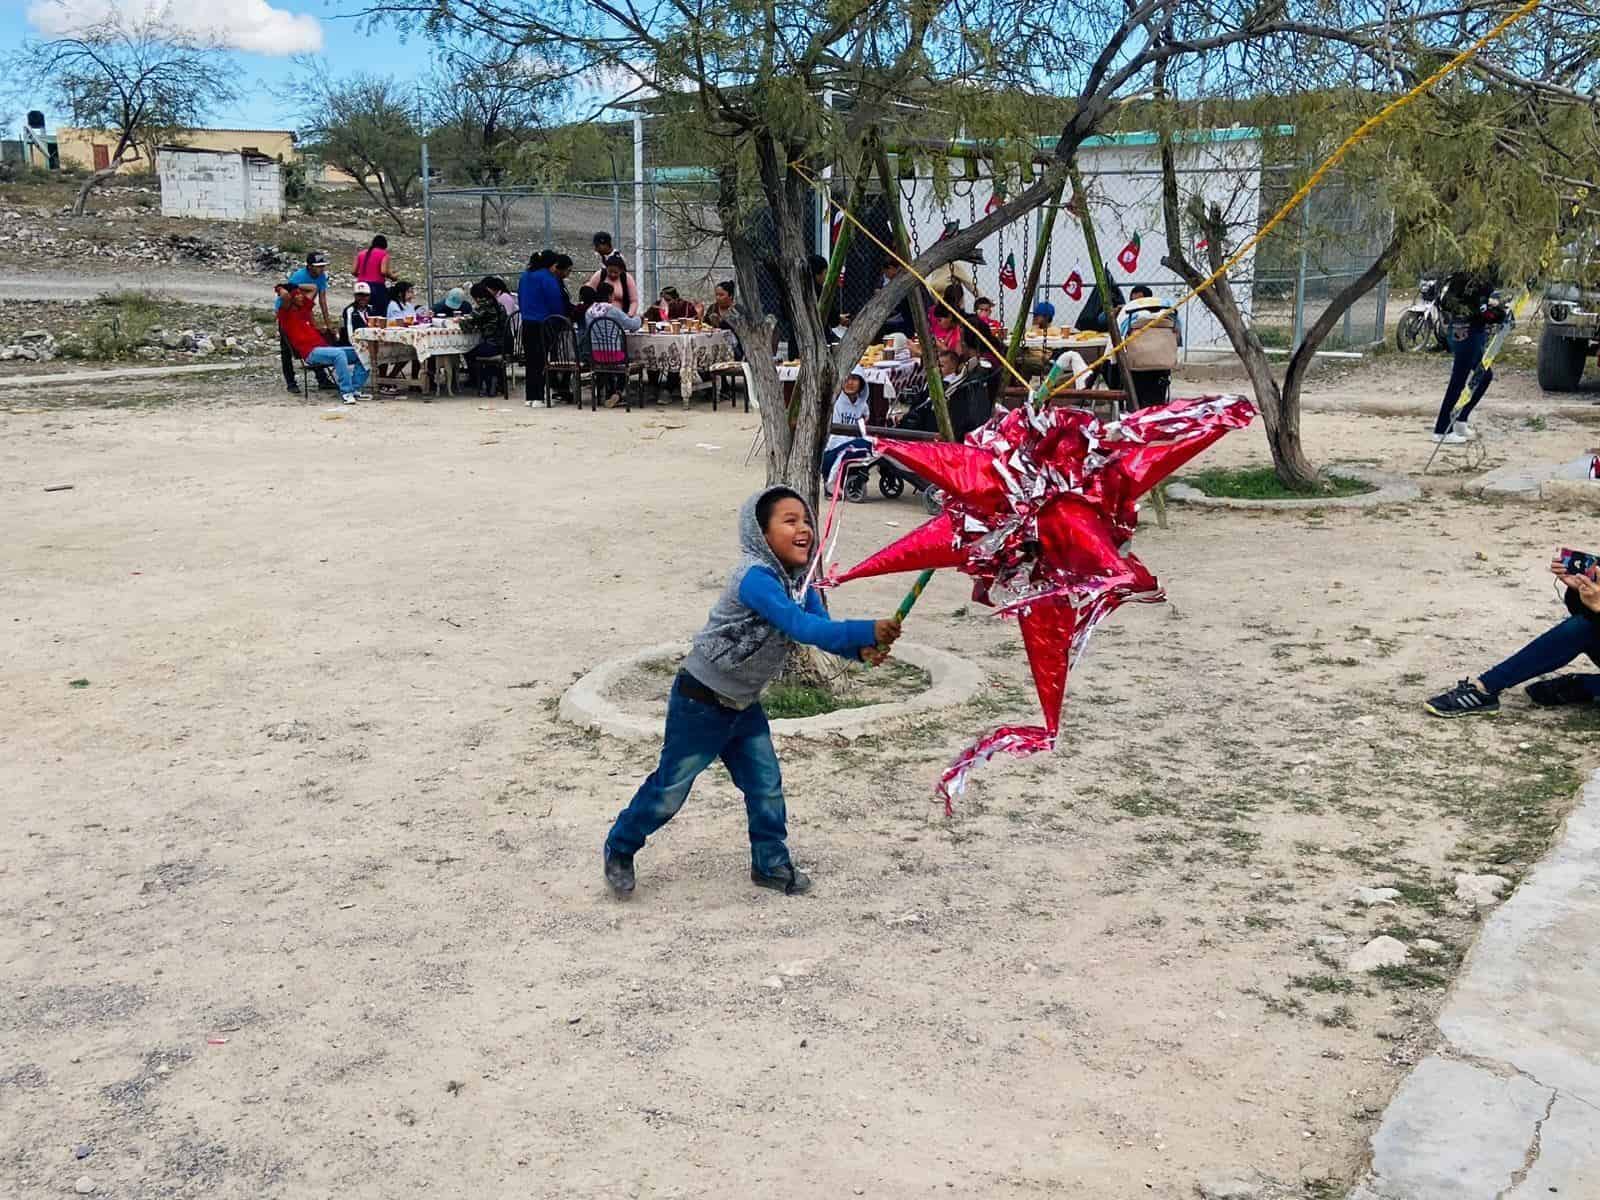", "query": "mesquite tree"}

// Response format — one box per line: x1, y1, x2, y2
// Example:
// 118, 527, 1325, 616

296, 67, 424, 232
1148, 7, 1600, 488
363, 0, 1528, 507
13, 8, 235, 215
